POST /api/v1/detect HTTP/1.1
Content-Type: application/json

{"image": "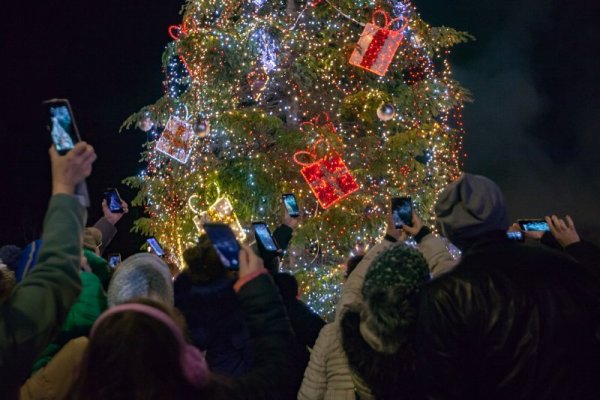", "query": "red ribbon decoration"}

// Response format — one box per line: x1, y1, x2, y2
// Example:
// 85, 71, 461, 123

353, 9, 409, 73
